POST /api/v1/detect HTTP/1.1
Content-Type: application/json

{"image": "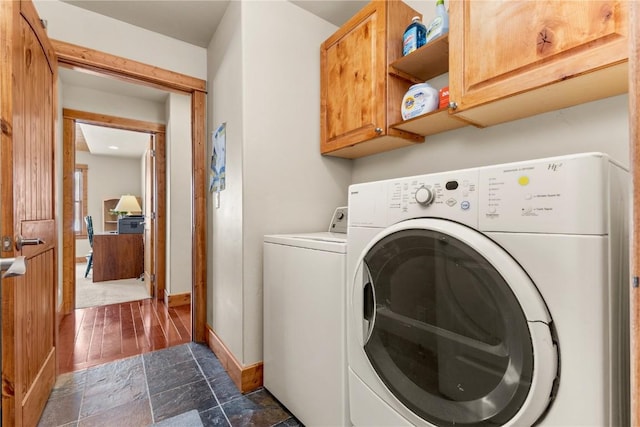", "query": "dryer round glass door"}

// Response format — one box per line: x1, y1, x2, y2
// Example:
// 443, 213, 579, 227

356, 219, 557, 427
